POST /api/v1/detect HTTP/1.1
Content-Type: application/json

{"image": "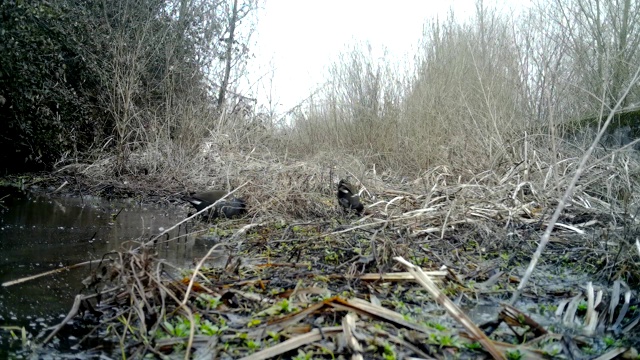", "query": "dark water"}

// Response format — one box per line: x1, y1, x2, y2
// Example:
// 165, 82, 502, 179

0, 188, 213, 356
